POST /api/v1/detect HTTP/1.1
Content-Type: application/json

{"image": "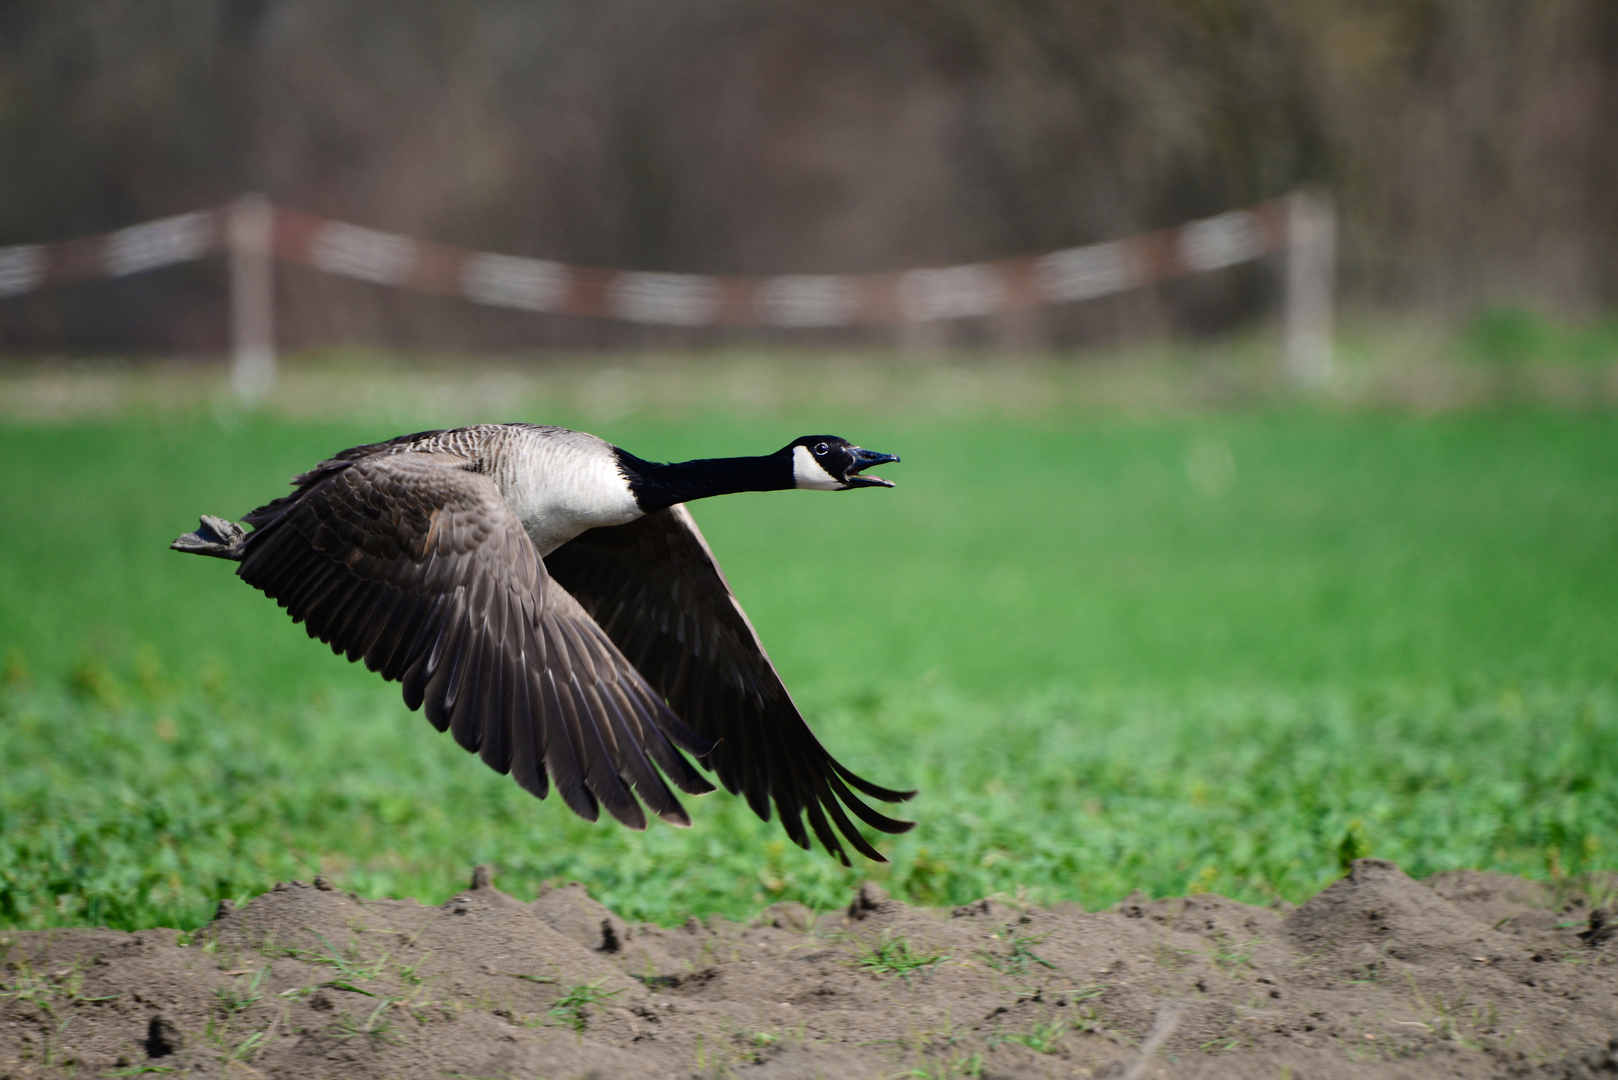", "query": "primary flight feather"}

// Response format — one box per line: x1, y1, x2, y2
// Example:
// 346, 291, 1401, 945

172, 424, 912, 864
